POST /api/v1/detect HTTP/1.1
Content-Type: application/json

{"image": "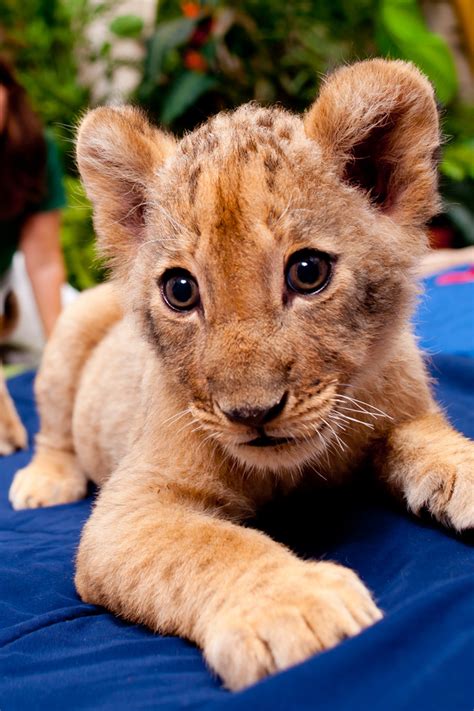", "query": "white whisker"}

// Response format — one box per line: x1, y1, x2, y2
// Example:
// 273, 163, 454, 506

330, 412, 375, 430
174, 417, 201, 438
335, 393, 392, 419
333, 402, 387, 419
321, 417, 346, 453
162, 408, 191, 428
